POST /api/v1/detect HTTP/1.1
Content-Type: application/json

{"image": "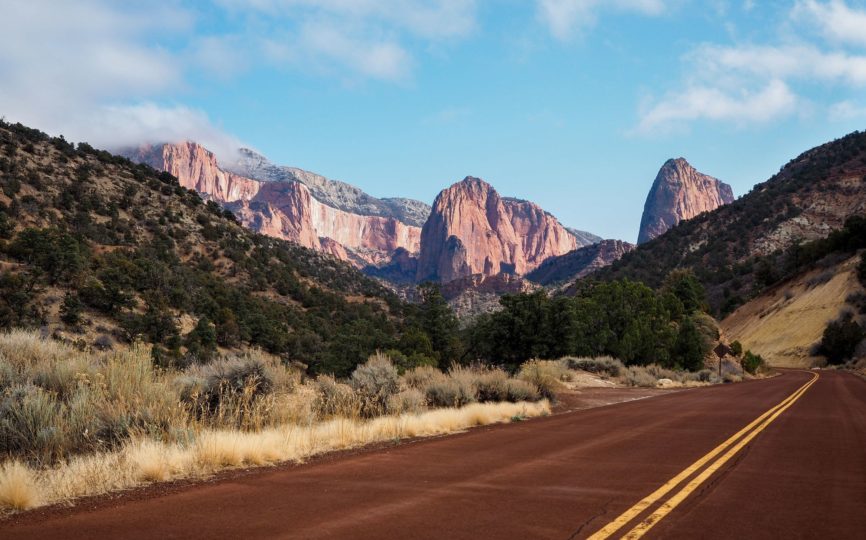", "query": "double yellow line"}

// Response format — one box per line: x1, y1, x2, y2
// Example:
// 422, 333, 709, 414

588, 371, 819, 540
